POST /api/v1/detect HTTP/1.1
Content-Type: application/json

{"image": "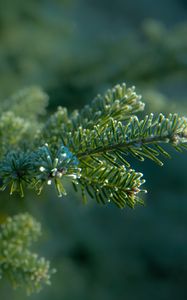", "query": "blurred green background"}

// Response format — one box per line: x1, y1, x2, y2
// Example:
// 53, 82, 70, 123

0, 0, 187, 299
